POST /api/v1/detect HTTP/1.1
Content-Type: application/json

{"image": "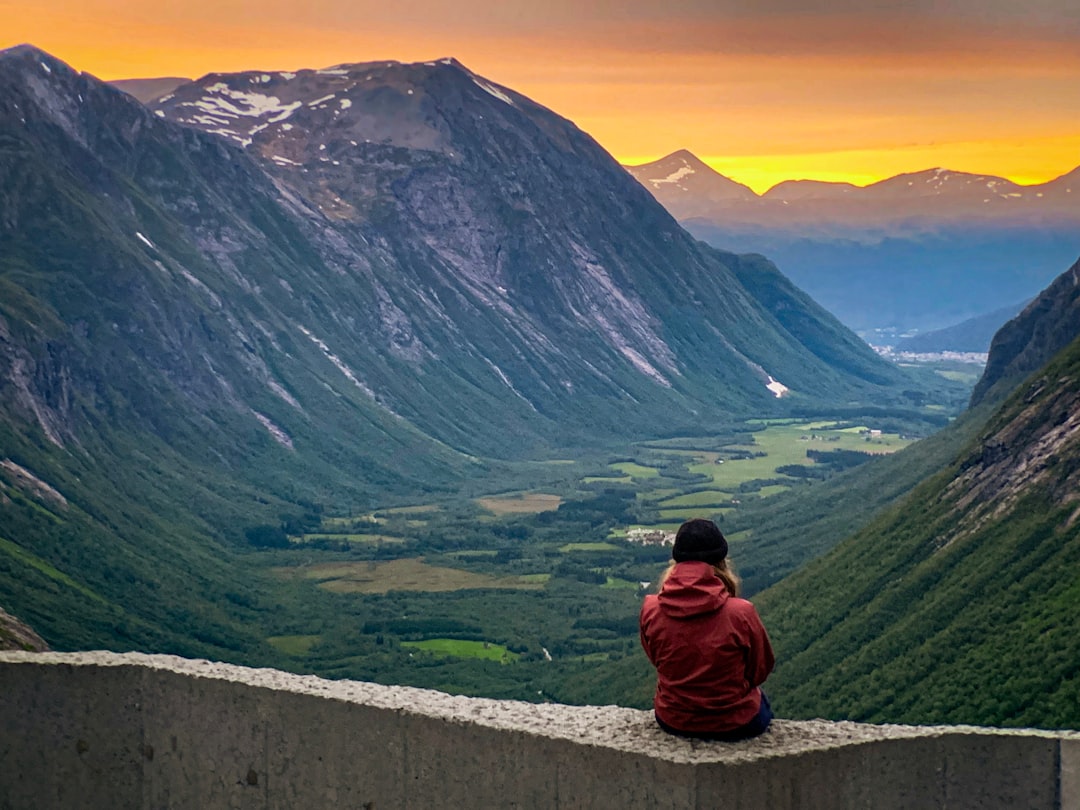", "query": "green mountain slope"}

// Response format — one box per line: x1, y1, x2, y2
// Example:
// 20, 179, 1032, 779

757, 334, 1080, 728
